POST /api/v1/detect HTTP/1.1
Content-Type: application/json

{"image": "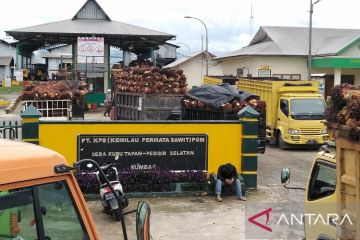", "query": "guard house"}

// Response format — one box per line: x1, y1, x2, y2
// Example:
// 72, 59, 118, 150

6, 0, 175, 104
